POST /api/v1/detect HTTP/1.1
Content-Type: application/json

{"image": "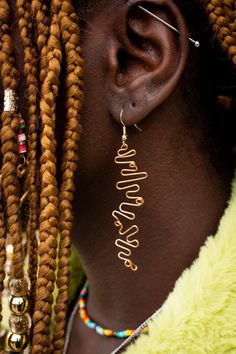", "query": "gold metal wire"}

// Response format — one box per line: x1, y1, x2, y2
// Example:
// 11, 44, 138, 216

112, 111, 148, 272
20, 191, 29, 206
